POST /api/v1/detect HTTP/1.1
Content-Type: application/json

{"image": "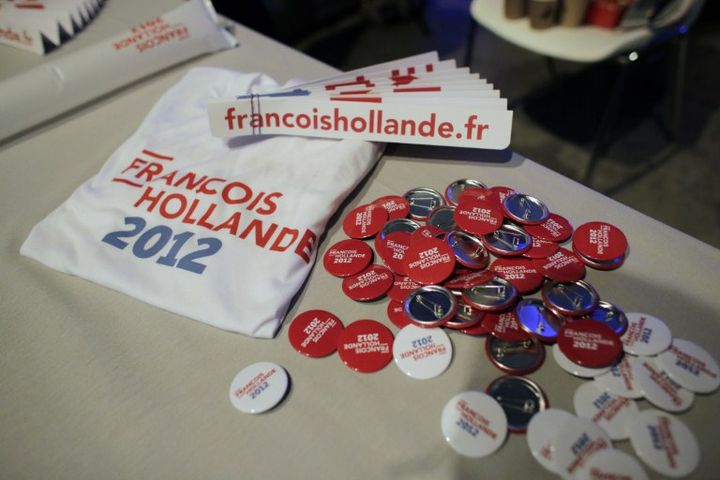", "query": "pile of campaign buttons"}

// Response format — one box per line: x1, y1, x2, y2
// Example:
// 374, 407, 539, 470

285, 177, 719, 473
